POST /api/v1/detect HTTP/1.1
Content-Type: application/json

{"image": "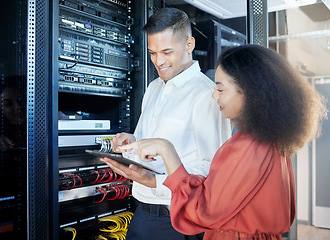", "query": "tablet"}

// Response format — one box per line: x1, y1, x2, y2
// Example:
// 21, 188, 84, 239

85, 149, 165, 175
